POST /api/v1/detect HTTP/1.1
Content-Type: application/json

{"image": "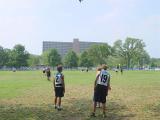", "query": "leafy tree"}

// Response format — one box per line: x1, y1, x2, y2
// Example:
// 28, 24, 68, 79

134, 50, 150, 68
150, 58, 160, 67
87, 44, 112, 65
79, 51, 93, 67
107, 56, 125, 68
27, 54, 40, 67
0, 46, 6, 66
3, 48, 12, 67
113, 37, 148, 69
11, 44, 29, 67
64, 50, 79, 68
5, 49, 16, 67
42, 49, 61, 67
